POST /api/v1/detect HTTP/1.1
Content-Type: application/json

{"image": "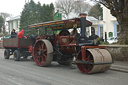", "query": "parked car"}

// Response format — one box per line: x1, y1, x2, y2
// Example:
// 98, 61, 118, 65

107, 37, 118, 44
